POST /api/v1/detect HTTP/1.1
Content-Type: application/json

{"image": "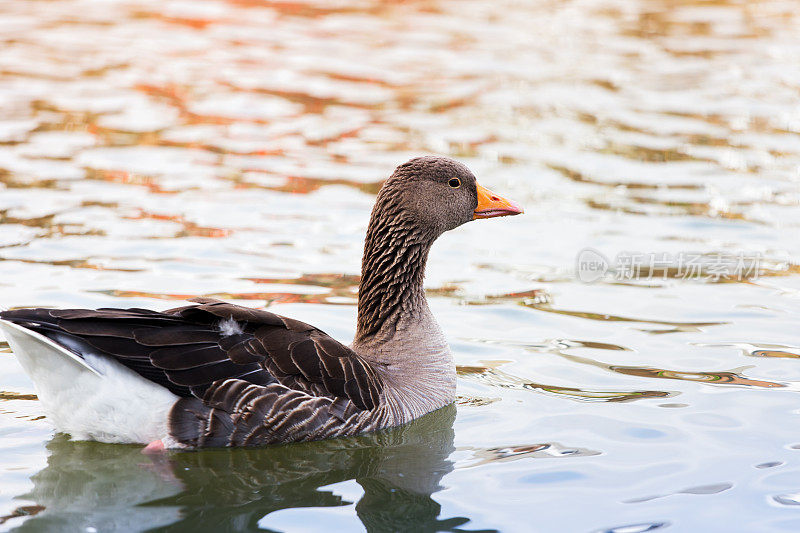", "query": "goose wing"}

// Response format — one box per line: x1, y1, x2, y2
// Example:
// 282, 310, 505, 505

0, 297, 383, 411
